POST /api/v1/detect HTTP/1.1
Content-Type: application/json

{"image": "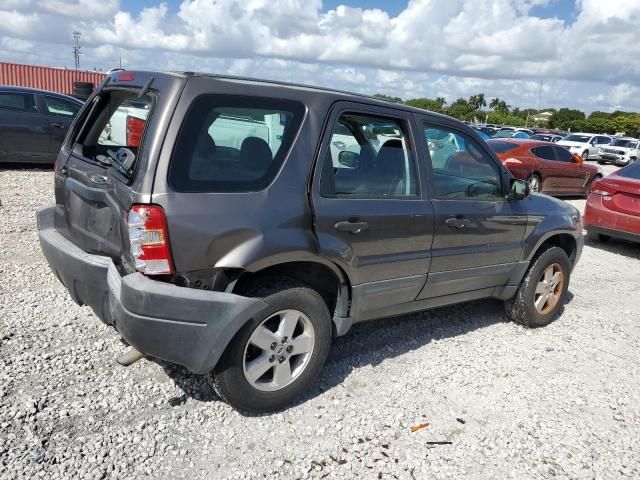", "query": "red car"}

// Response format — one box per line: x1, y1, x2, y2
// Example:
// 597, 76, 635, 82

487, 139, 603, 197
584, 162, 640, 243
